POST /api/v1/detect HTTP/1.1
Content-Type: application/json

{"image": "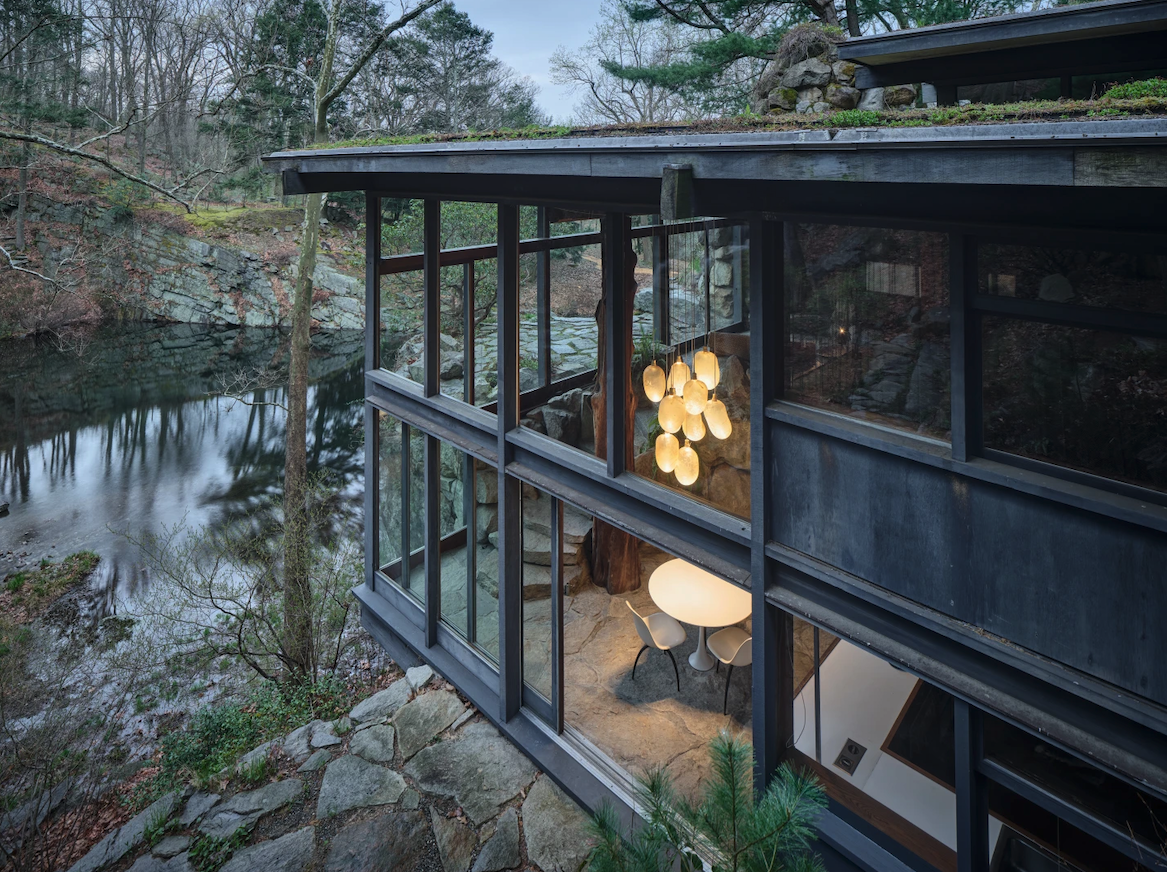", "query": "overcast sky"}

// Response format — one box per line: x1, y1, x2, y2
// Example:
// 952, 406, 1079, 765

450, 0, 604, 123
